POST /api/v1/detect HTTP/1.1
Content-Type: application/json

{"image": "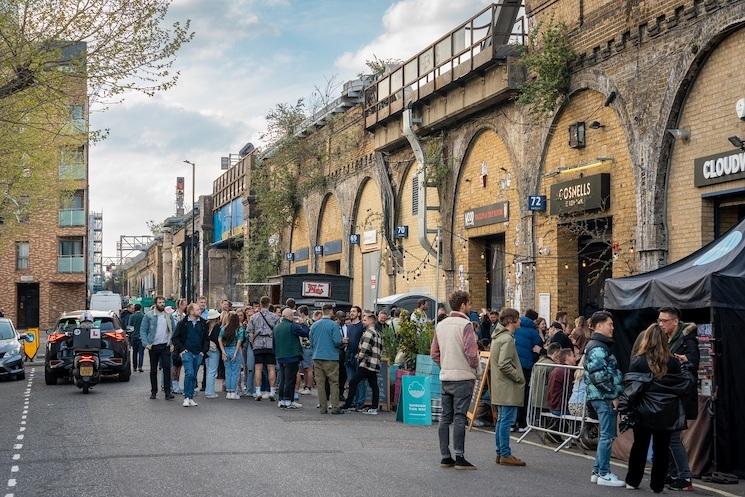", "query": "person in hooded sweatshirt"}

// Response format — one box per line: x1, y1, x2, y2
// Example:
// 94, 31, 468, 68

514, 309, 543, 431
